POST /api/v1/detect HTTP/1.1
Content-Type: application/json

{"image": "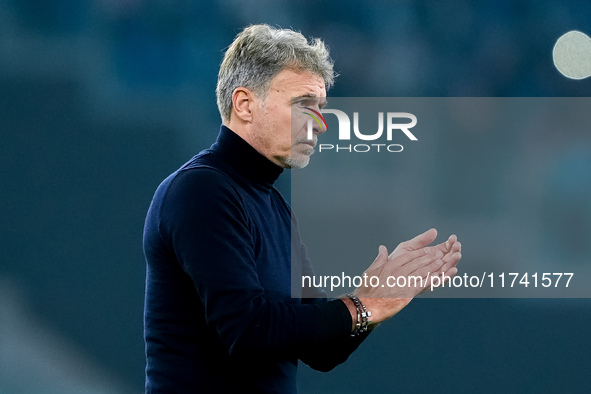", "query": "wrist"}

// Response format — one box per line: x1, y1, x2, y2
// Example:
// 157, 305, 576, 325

340, 297, 357, 331
344, 293, 372, 336
357, 297, 412, 325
